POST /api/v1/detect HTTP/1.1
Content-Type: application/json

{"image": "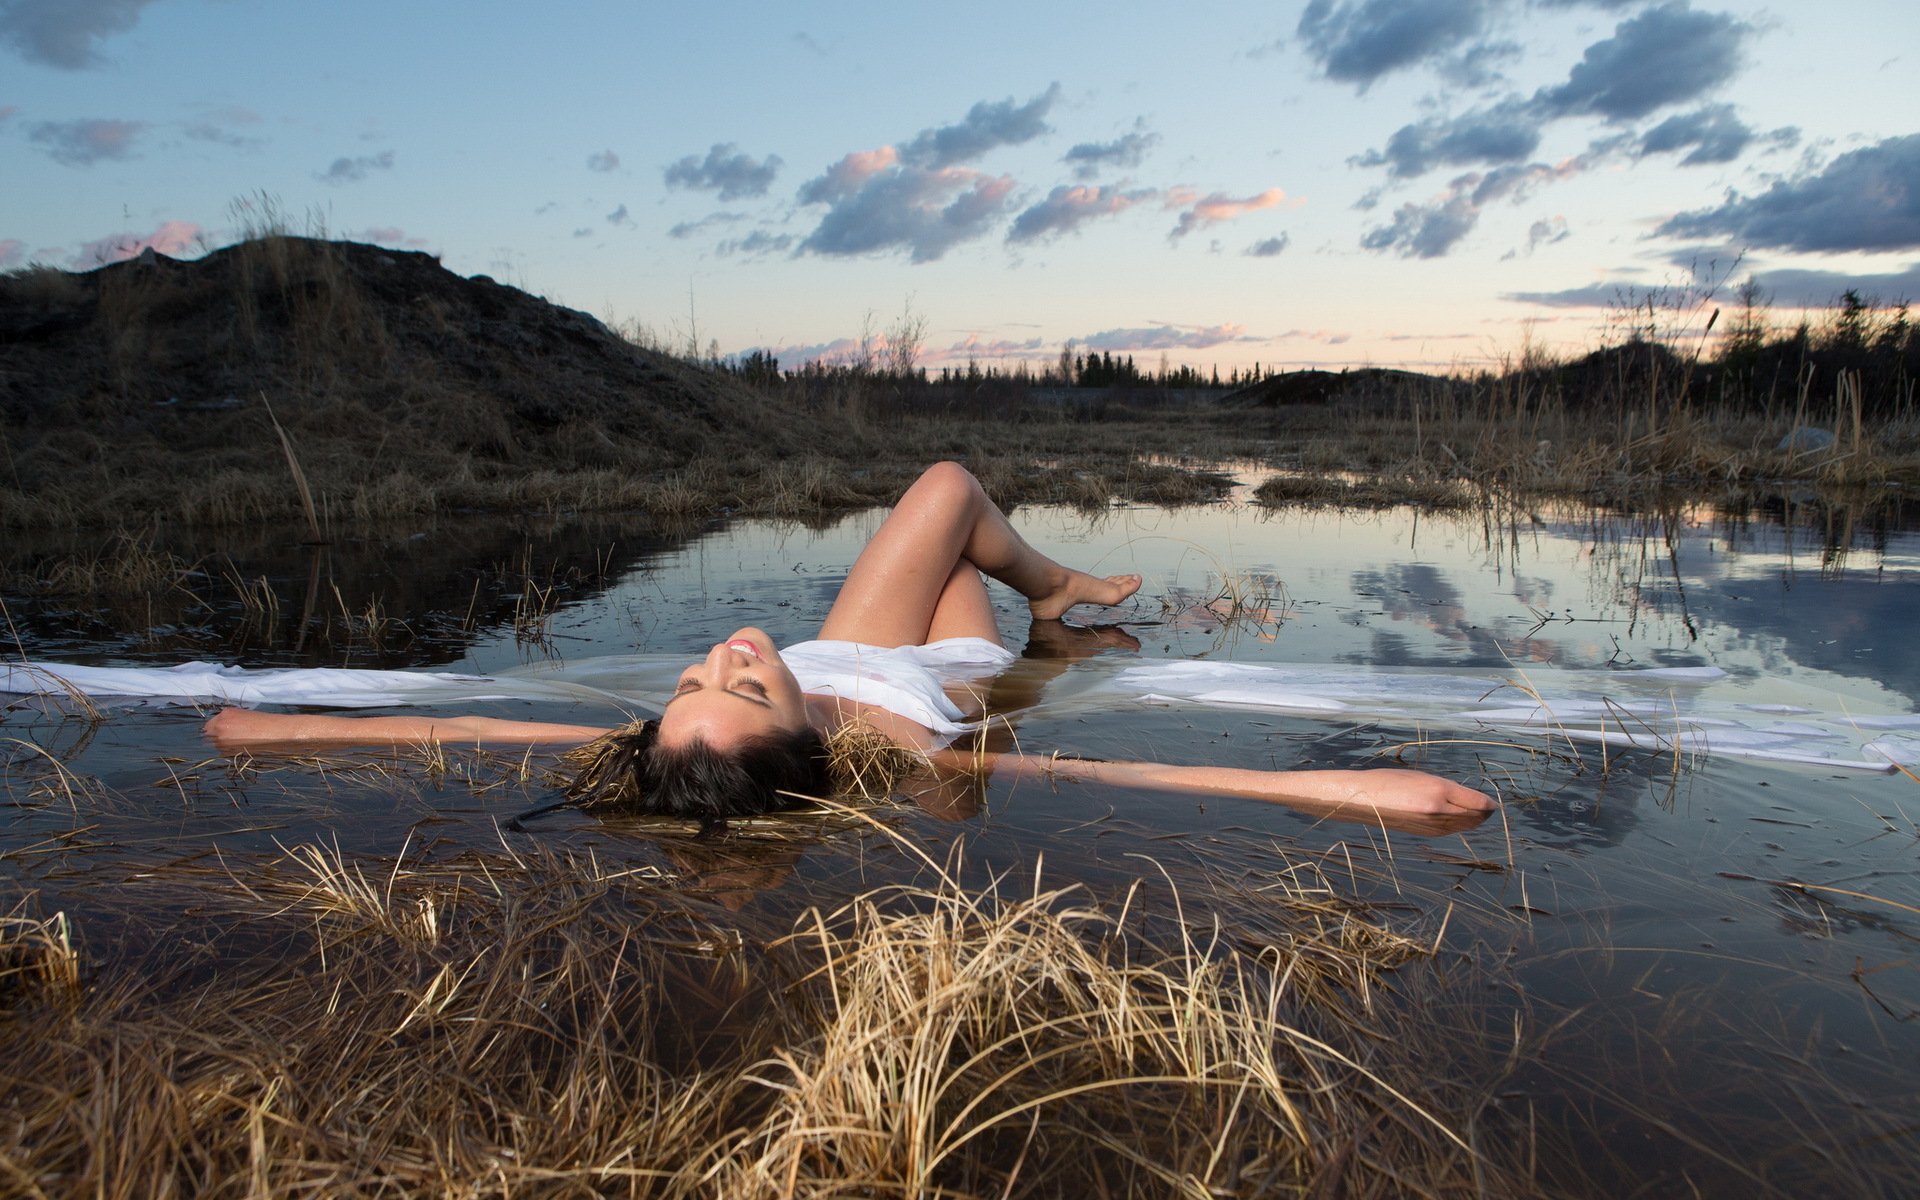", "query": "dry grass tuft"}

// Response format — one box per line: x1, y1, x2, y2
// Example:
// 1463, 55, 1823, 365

709, 866, 1491, 1197
0, 902, 80, 1008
